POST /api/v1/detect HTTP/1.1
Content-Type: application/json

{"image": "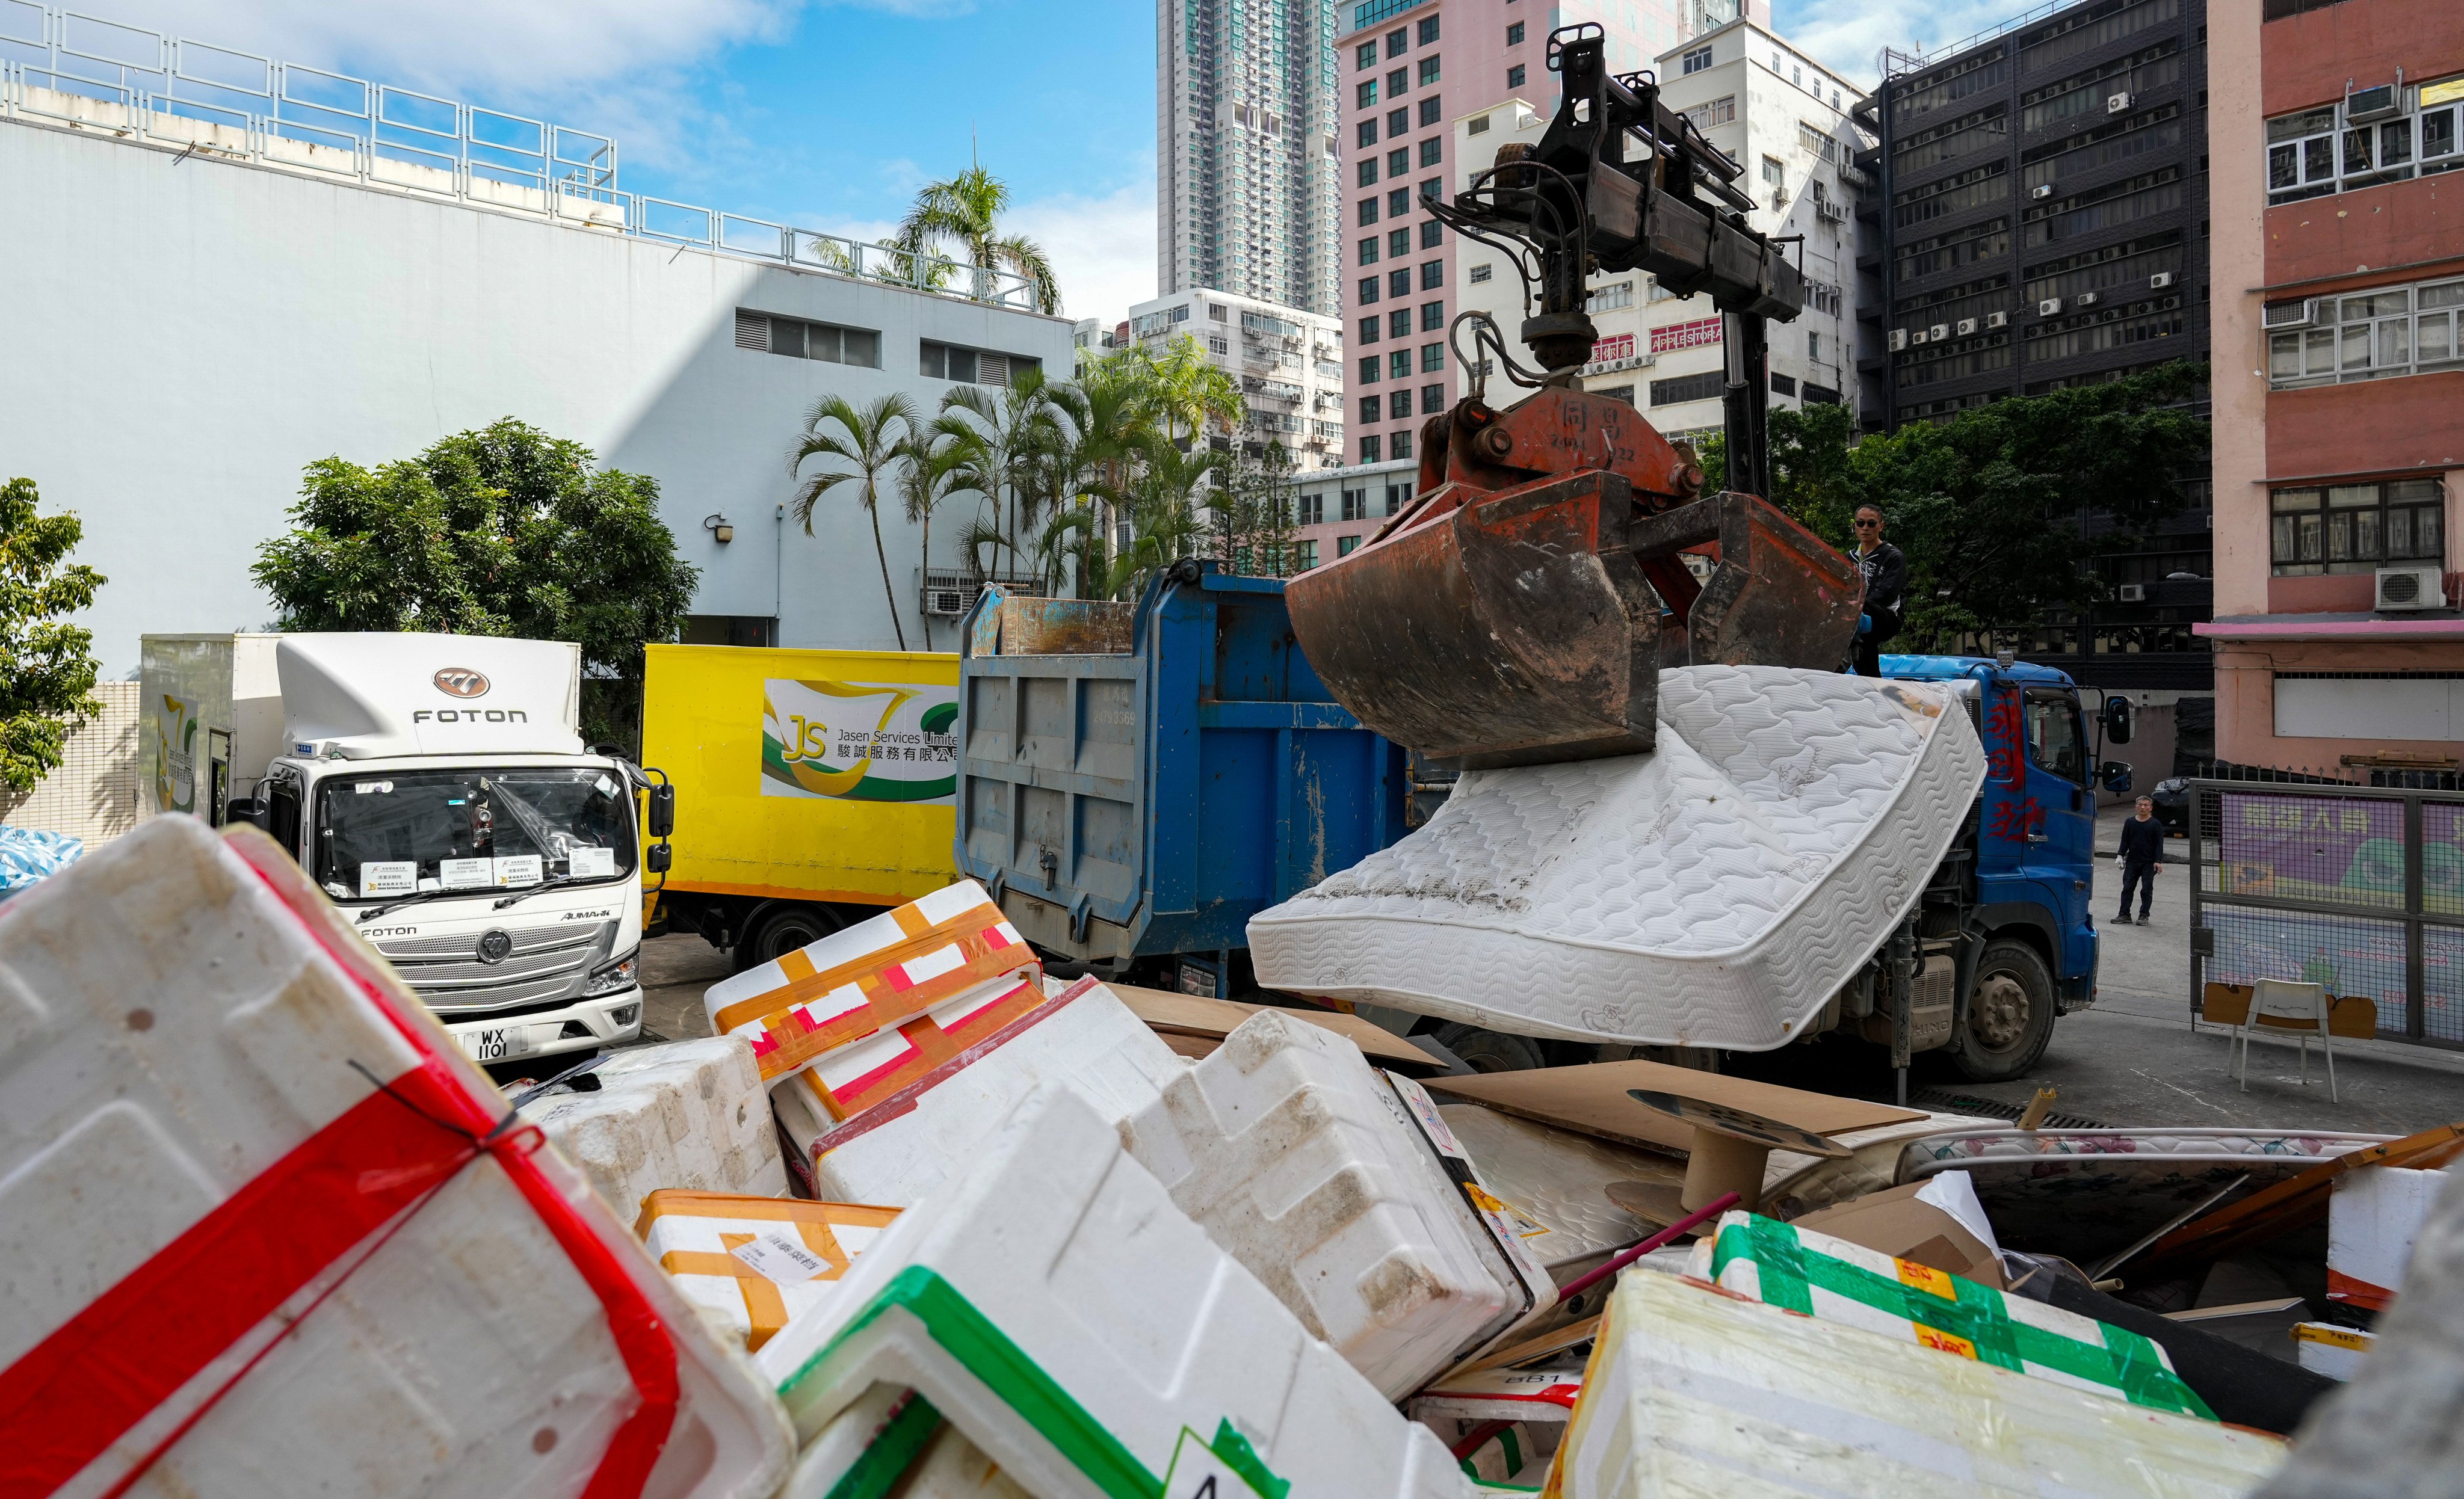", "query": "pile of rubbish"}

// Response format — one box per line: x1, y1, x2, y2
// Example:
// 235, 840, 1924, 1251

10, 816, 2460, 1497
